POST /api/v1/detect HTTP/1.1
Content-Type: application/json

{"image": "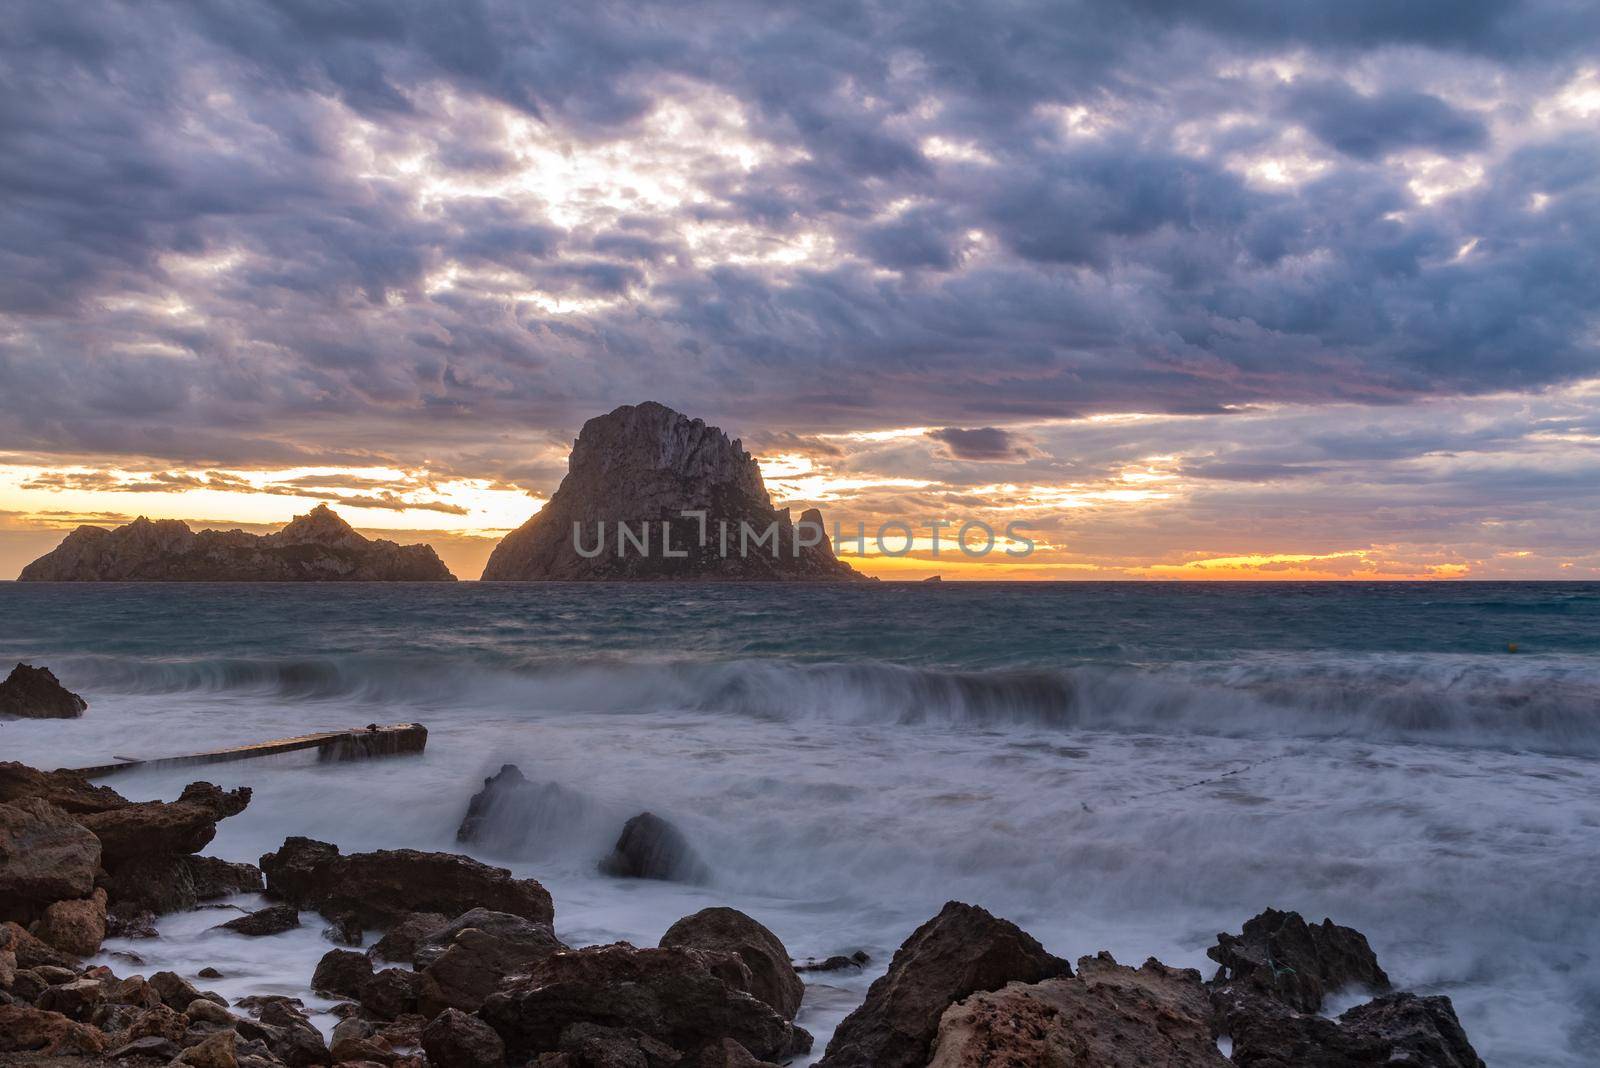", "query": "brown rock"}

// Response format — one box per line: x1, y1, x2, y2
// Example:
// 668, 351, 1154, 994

176, 1027, 238, 1068
36, 977, 106, 1021
415, 909, 568, 1015
422, 1008, 506, 1068
926, 952, 1228, 1068
104, 853, 264, 914
1216, 986, 1485, 1067
0, 664, 88, 718
0, 762, 126, 814
0, 797, 101, 906
31, 888, 109, 956
370, 912, 449, 964
19, 506, 456, 582
150, 971, 223, 1011
360, 968, 423, 1020
312, 949, 373, 998
1207, 908, 1390, 1013
0, 1002, 109, 1054
3, 920, 80, 969
480, 942, 810, 1063
688, 1038, 781, 1067
659, 908, 803, 1020
259, 837, 553, 926
79, 781, 252, 865
480, 402, 865, 582
816, 901, 1069, 1068
331, 1033, 396, 1064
